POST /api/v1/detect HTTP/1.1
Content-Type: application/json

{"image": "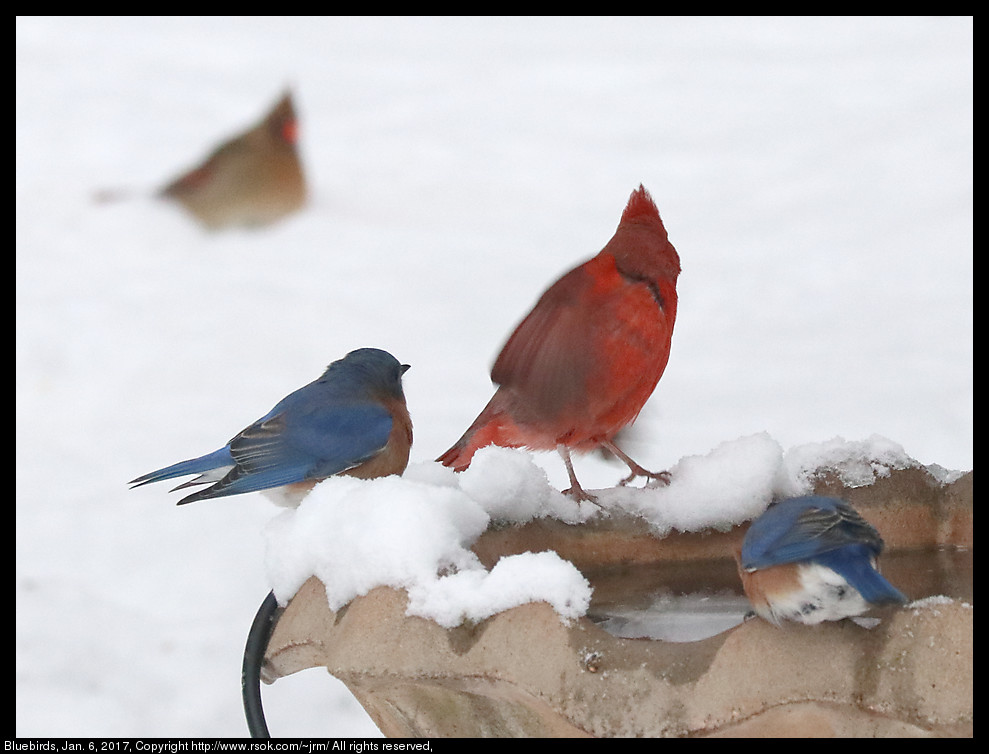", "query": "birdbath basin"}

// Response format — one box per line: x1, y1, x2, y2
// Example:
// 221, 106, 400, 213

261, 466, 972, 737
